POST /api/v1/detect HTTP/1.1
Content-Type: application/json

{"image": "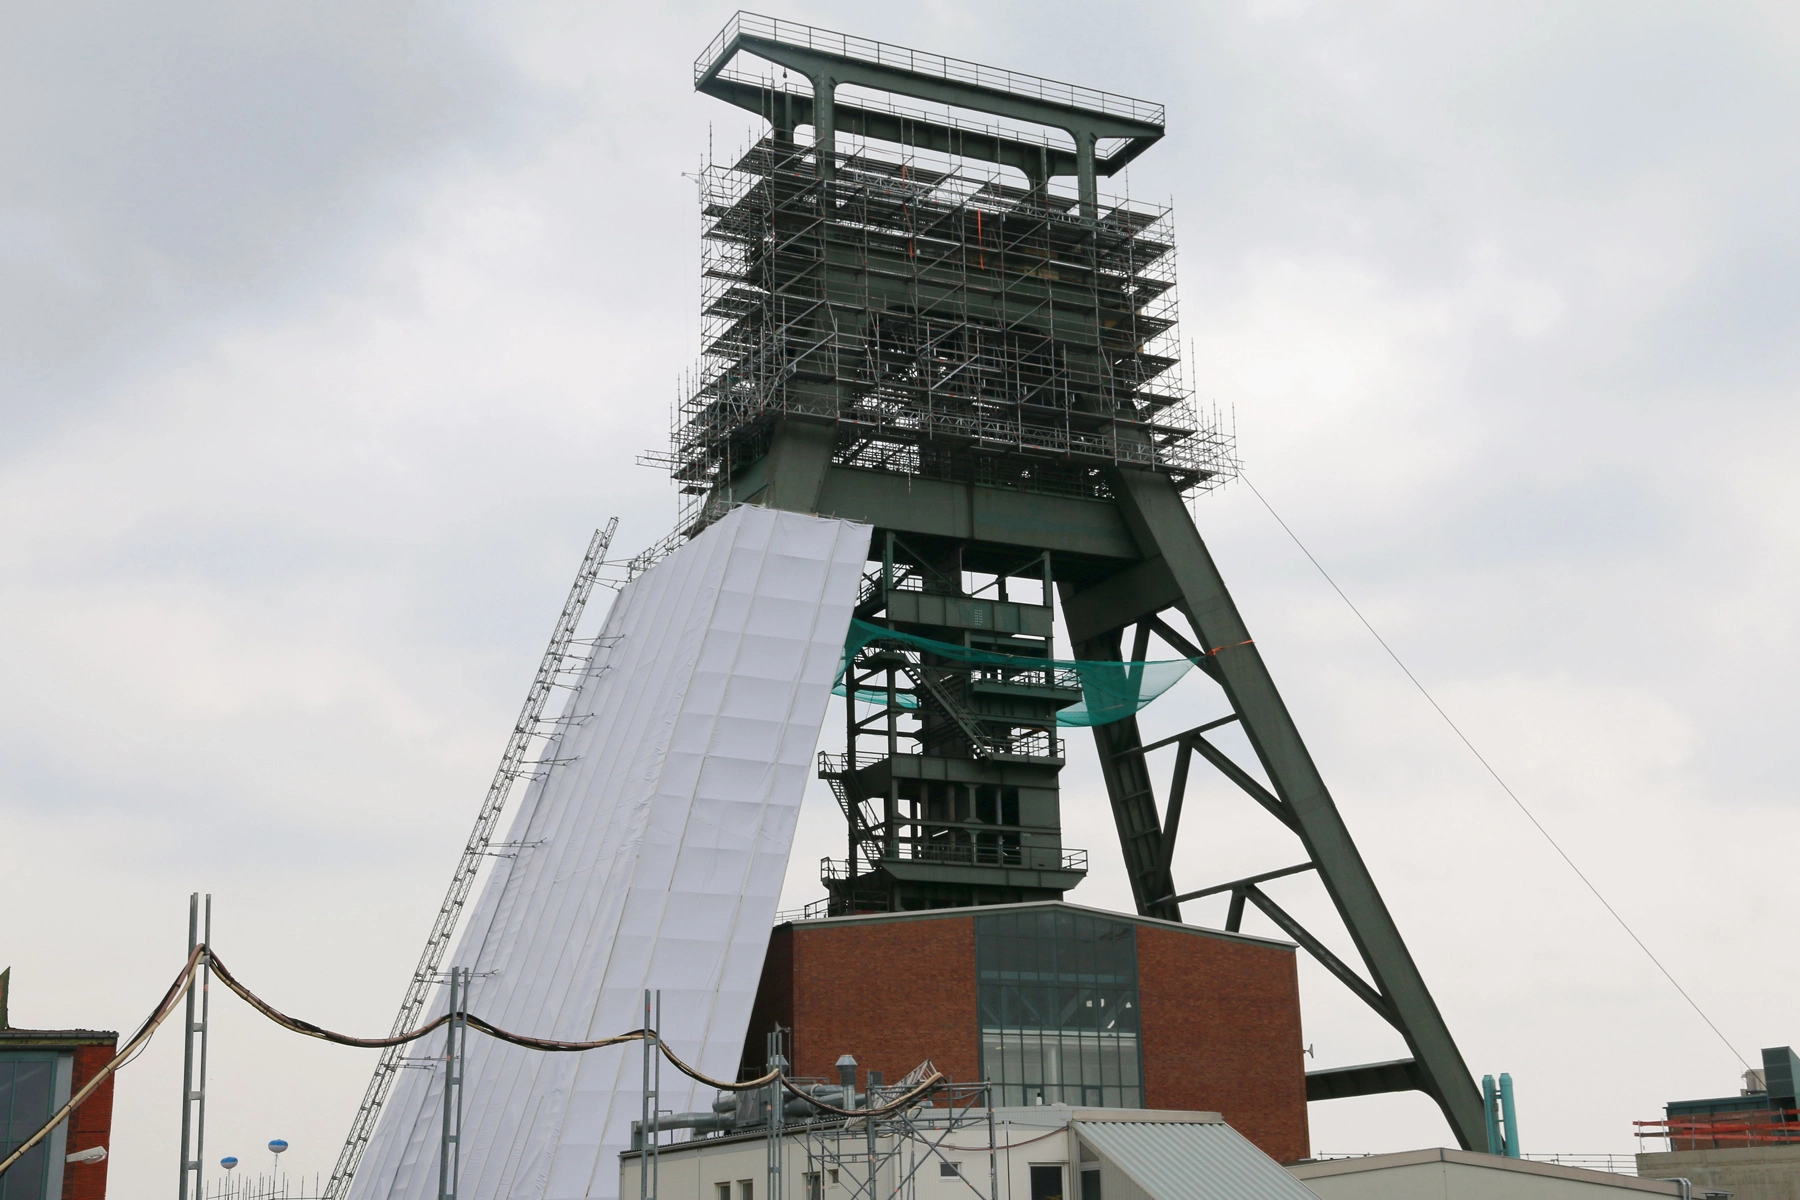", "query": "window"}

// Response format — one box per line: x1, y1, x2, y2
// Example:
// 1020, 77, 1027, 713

828, 1169, 840, 1185
717, 1185, 731, 1200
739, 1180, 754, 1200
1028, 1165, 1064, 1200
805, 1172, 822, 1200
0, 1051, 68, 1200
1080, 1169, 1101, 1200
939, 1162, 962, 1178
976, 911, 1144, 1109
